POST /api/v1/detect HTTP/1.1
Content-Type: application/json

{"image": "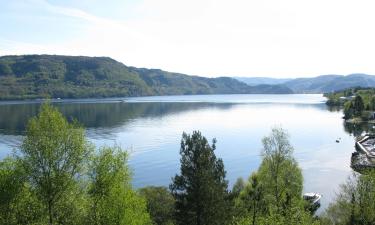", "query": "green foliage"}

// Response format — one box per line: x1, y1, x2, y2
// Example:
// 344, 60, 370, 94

87, 146, 151, 225
325, 92, 346, 106
139, 186, 175, 225
343, 96, 367, 120
368, 95, 375, 110
0, 157, 24, 215
232, 177, 246, 197
0, 158, 45, 225
10, 184, 45, 225
344, 101, 355, 119
256, 204, 318, 225
20, 103, 92, 225
259, 127, 302, 211
170, 131, 230, 225
233, 172, 266, 225
0, 55, 292, 100
326, 88, 375, 120
231, 127, 315, 225
353, 95, 365, 116
321, 172, 375, 225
